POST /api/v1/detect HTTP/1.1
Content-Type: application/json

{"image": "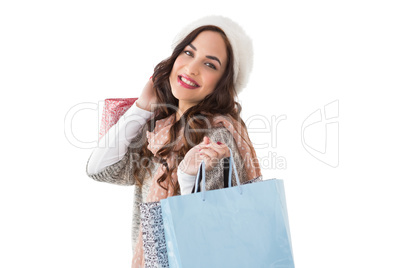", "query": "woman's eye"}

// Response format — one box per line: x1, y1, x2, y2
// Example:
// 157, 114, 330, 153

206, 63, 217, 70
183, 50, 216, 70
